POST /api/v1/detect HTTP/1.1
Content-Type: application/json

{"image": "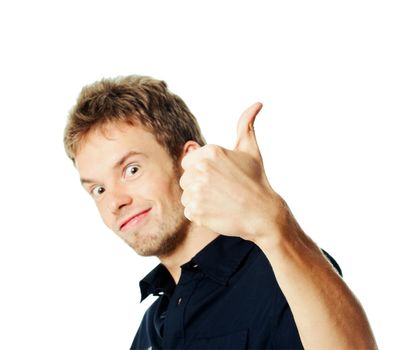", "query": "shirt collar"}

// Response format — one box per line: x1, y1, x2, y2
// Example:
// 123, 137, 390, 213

139, 263, 175, 302
139, 235, 255, 301
183, 235, 255, 285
